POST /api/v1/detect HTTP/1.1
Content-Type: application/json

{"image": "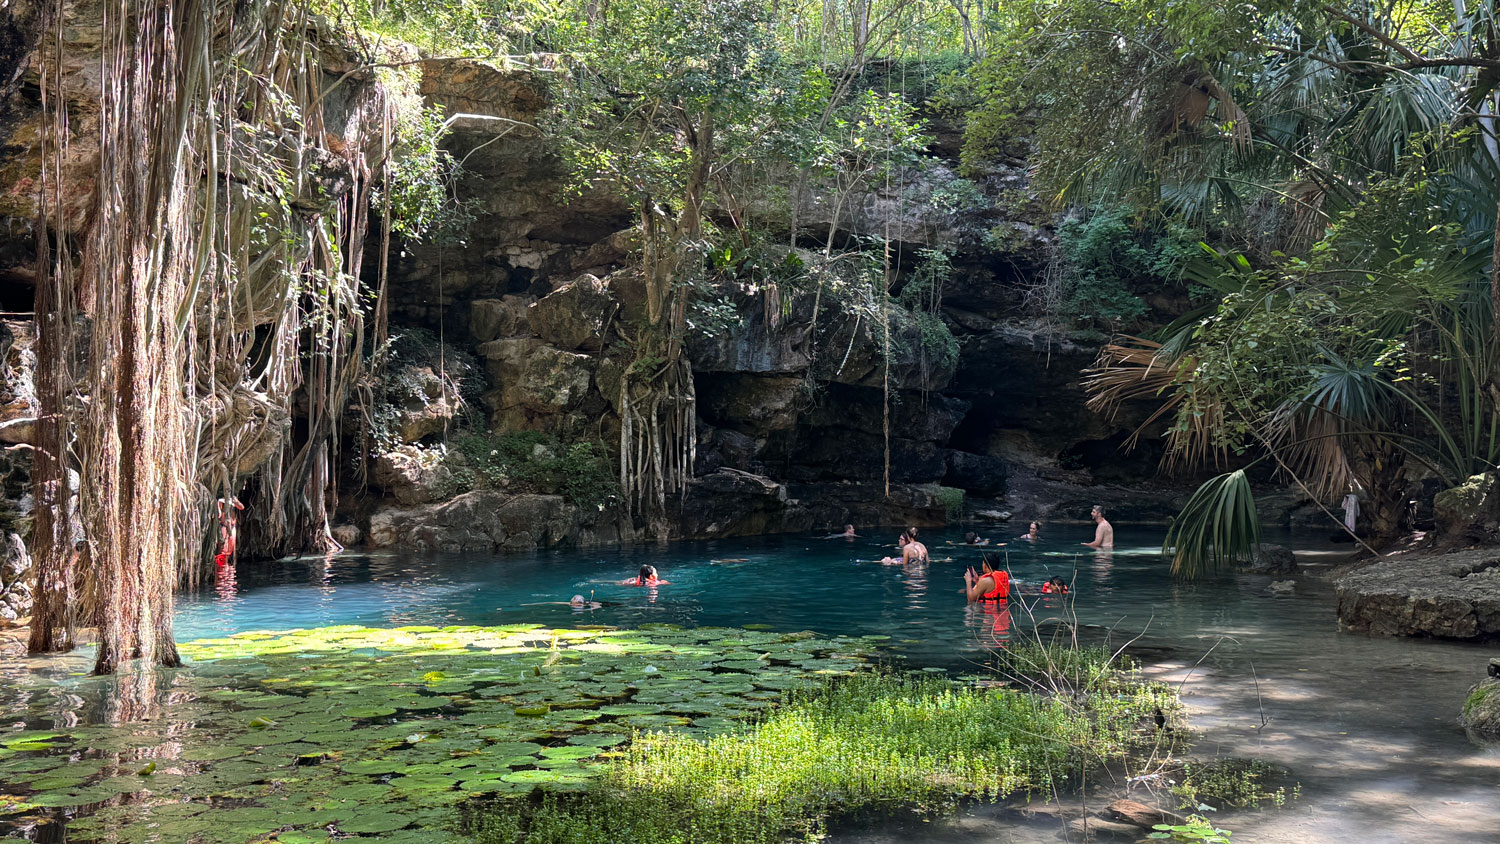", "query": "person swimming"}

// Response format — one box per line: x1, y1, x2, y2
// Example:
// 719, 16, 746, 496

1082, 506, 1114, 549
881, 531, 929, 565
962, 531, 990, 546
624, 565, 667, 586
1042, 575, 1069, 594
963, 555, 1009, 603
568, 594, 604, 609
1019, 521, 1040, 541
